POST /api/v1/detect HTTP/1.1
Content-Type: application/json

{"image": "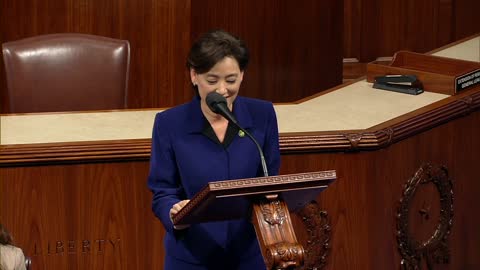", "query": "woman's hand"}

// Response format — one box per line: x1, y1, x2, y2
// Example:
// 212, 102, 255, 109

169, 200, 190, 230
